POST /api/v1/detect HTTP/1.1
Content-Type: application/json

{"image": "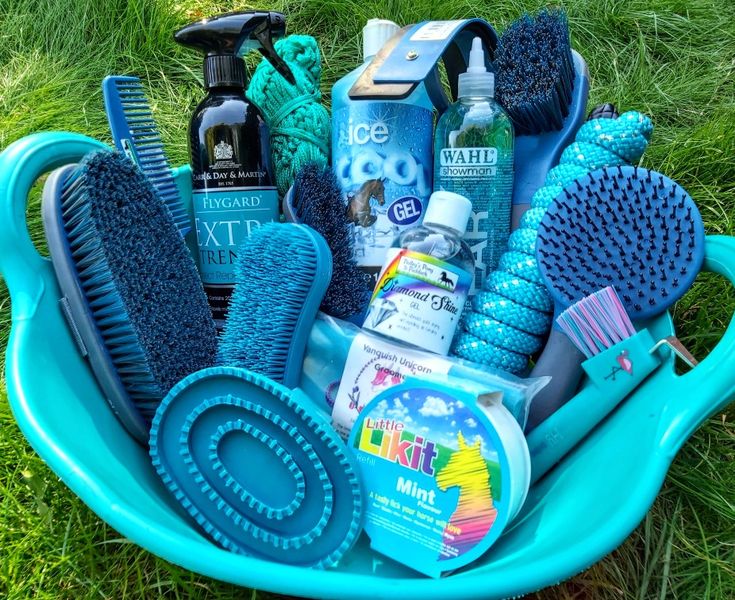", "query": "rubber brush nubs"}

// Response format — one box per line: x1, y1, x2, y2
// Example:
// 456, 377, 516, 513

218, 221, 333, 388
